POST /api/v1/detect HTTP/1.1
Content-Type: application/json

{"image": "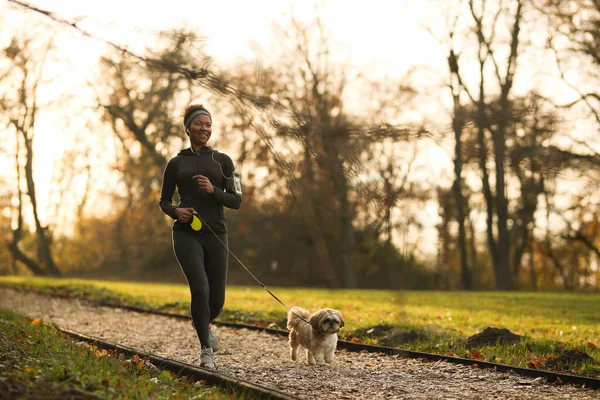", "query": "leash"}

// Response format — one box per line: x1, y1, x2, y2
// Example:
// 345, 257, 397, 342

199, 218, 310, 325
187, 151, 310, 325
